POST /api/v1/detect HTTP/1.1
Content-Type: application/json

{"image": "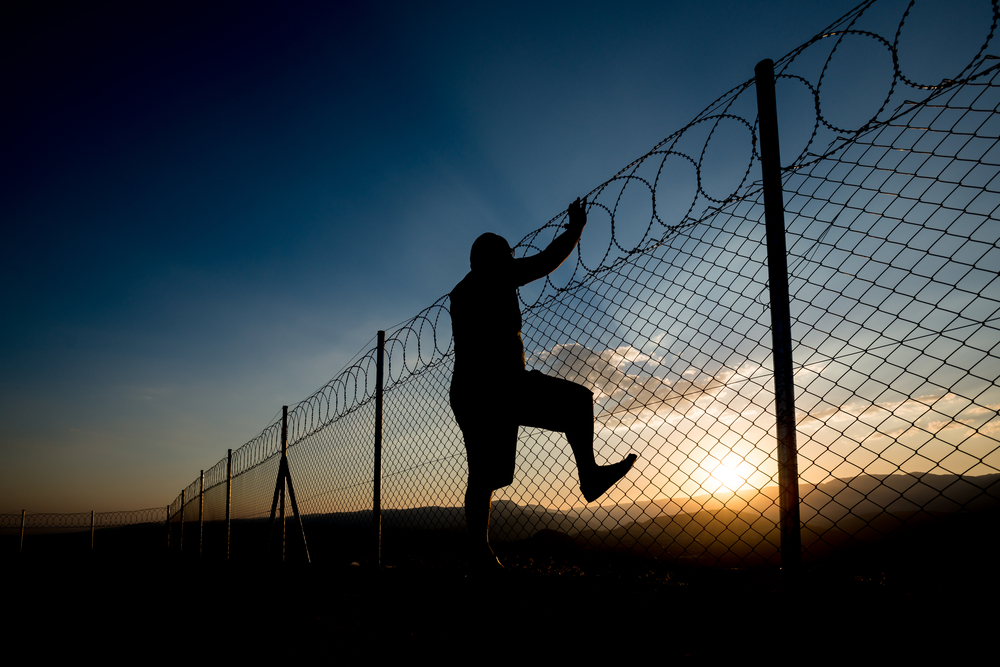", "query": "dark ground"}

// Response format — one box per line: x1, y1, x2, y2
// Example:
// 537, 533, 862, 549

5, 526, 995, 661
